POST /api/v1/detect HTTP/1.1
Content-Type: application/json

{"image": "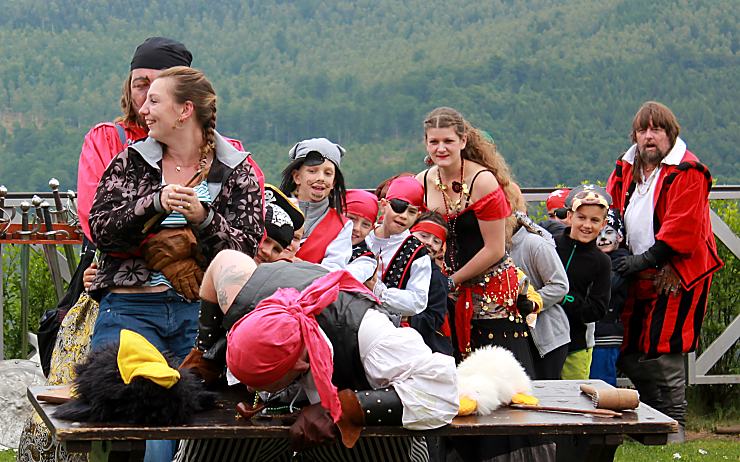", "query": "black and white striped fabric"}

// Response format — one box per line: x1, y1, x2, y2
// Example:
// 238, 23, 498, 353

174, 436, 429, 462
